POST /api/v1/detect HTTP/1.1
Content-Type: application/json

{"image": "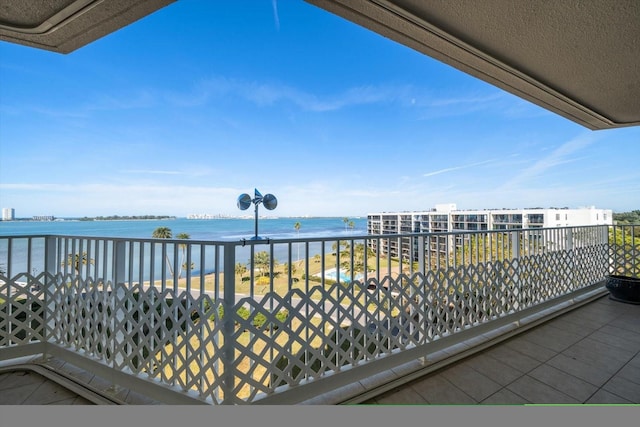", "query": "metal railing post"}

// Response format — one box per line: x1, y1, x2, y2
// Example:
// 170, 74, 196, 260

113, 241, 126, 288
43, 236, 58, 357
222, 242, 236, 404
418, 236, 425, 275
